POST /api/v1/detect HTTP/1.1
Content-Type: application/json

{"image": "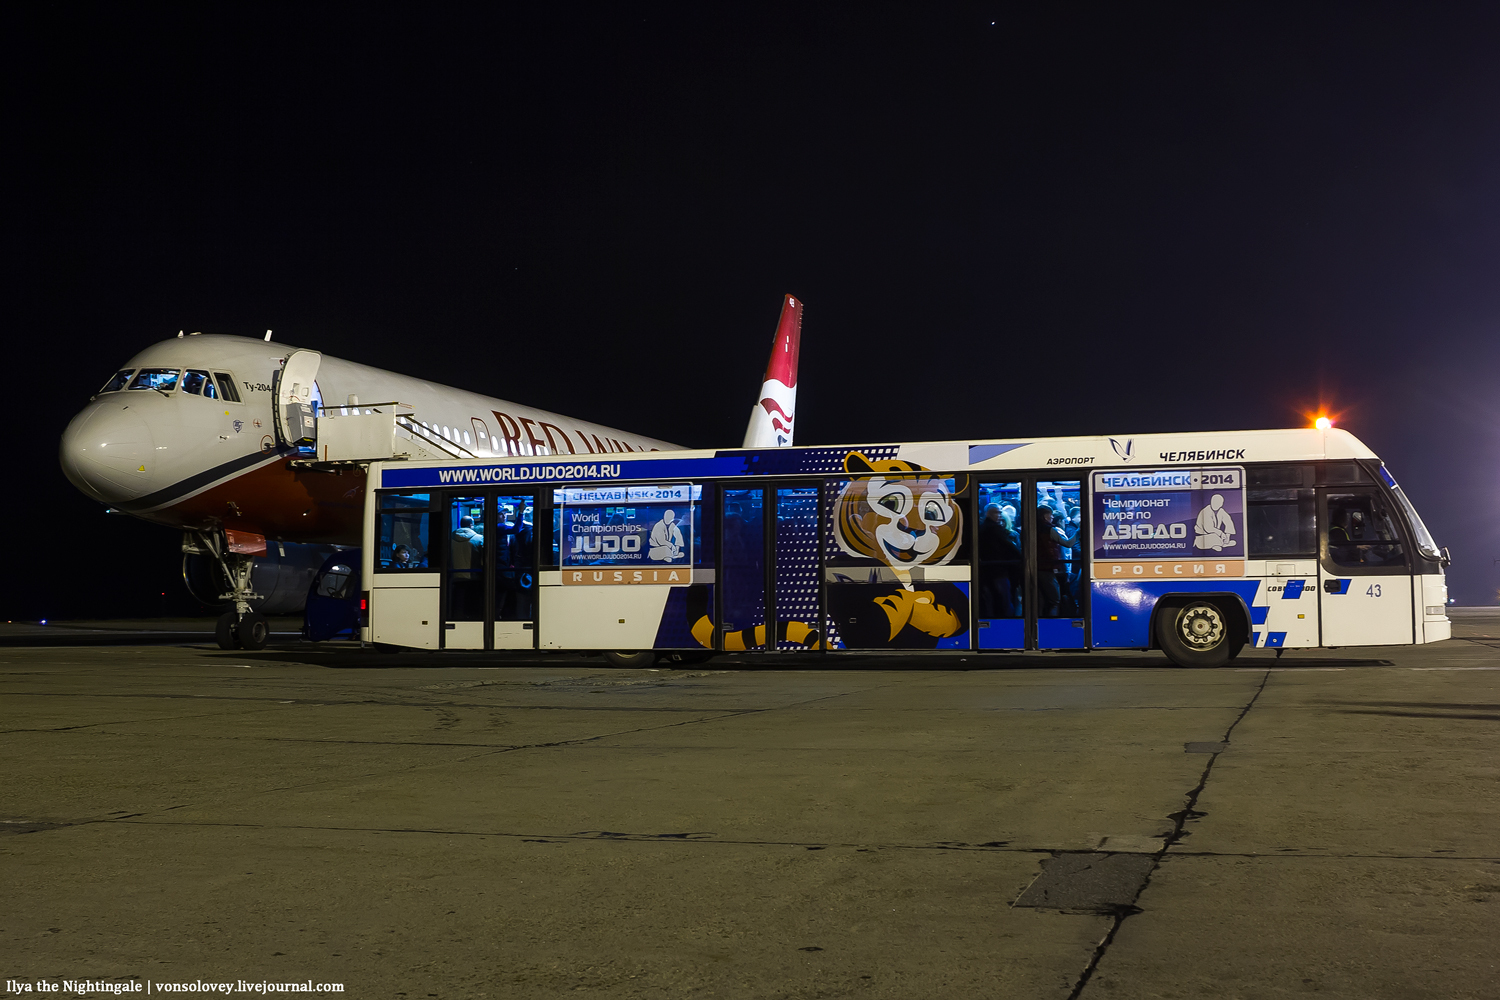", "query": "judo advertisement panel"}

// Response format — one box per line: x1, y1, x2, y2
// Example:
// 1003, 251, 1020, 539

1091, 468, 1246, 579
559, 484, 694, 585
